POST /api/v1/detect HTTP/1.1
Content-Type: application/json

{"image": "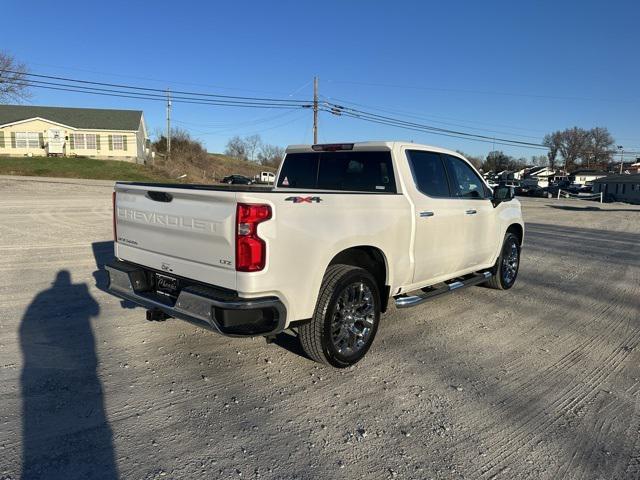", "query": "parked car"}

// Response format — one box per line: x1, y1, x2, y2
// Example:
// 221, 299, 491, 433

107, 142, 524, 367
222, 174, 252, 185
255, 171, 276, 184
